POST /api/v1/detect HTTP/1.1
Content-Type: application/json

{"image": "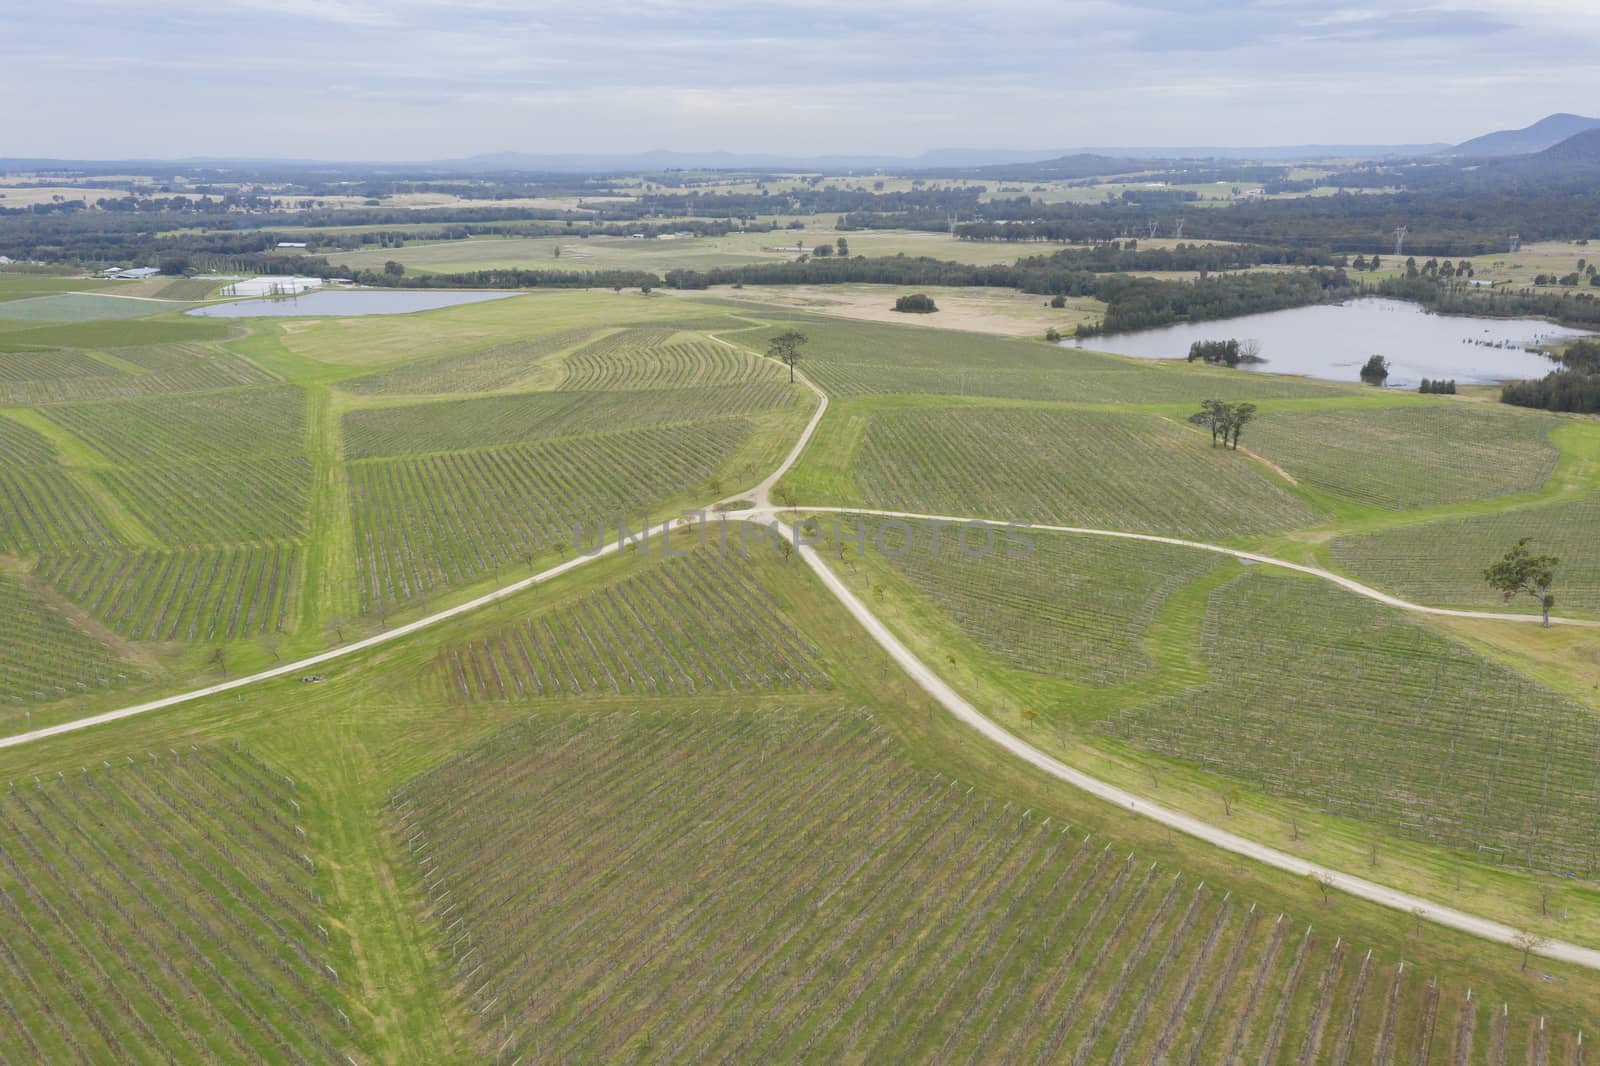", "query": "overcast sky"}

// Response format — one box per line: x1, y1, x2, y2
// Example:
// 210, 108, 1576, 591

10, 0, 1599, 160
